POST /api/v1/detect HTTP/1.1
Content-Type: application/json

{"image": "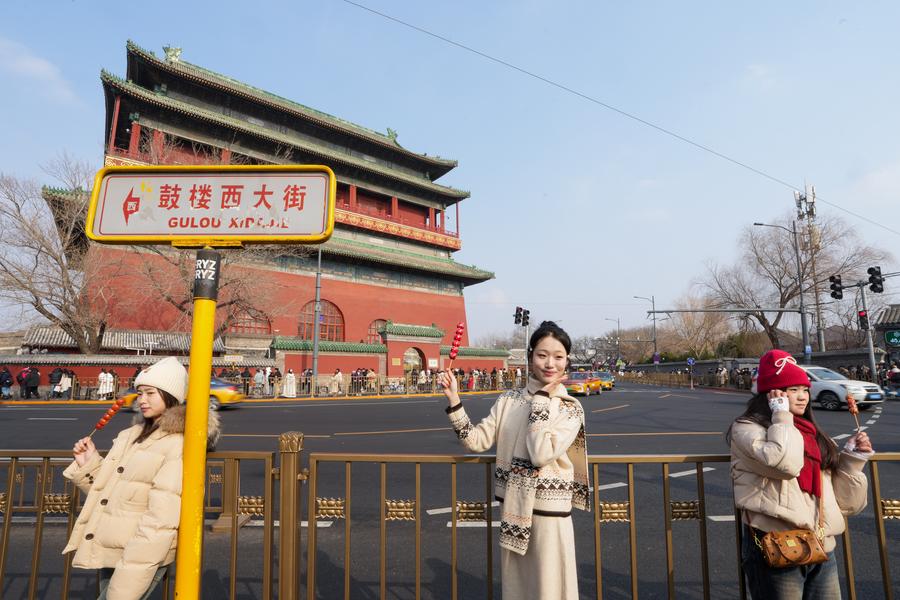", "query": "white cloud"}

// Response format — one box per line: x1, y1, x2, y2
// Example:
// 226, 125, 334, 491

0, 37, 78, 104
740, 63, 776, 92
